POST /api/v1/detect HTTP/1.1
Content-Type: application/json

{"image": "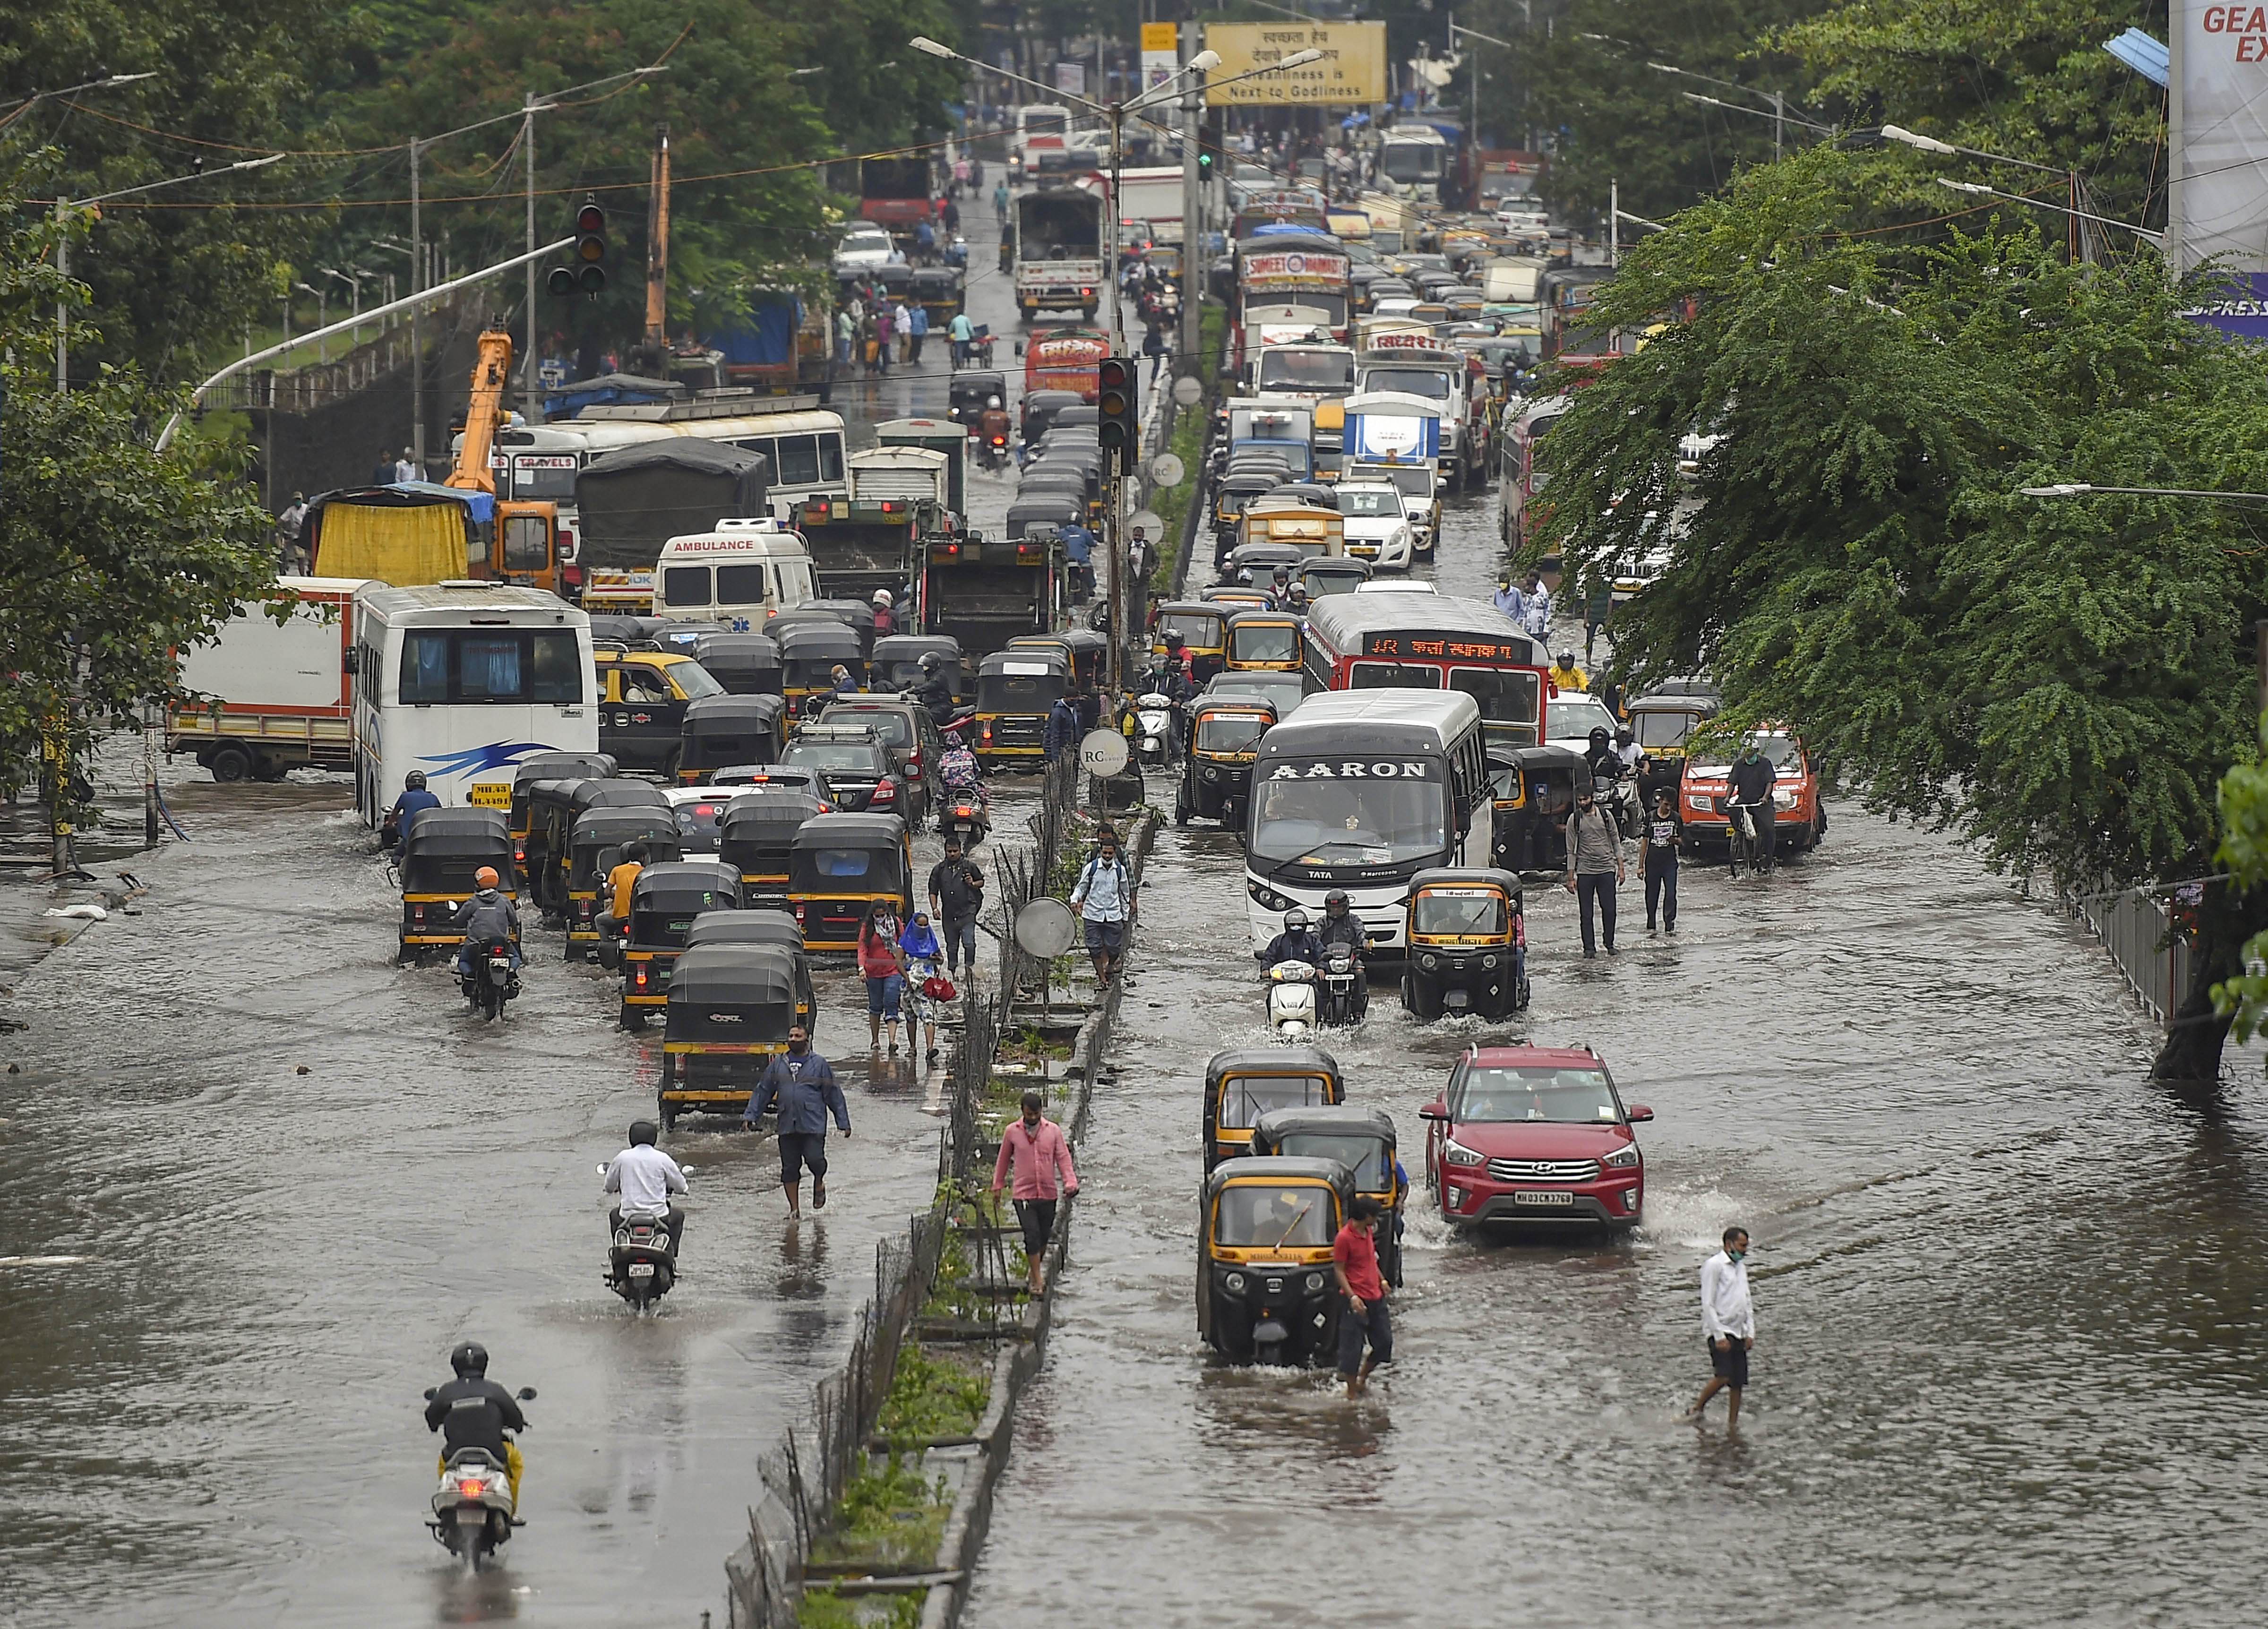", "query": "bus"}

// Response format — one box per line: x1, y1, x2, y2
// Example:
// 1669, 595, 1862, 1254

1234, 229, 1350, 371
351, 583, 597, 825
859, 155, 936, 229
1014, 104, 1073, 179
1300, 593, 1546, 753
1499, 393, 1571, 547
1243, 690, 1492, 952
